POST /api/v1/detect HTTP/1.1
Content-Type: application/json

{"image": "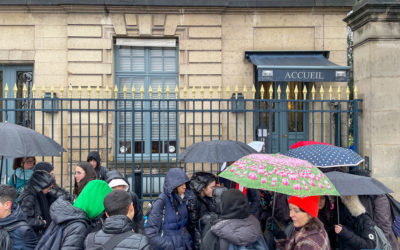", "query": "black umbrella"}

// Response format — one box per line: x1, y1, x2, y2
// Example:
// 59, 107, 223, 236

325, 171, 392, 196
178, 140, 257, 163
0, 122, 66, 182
